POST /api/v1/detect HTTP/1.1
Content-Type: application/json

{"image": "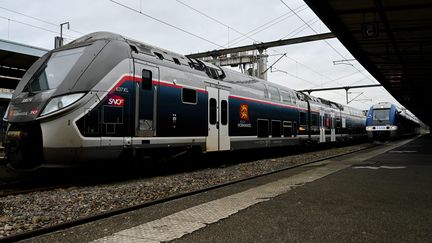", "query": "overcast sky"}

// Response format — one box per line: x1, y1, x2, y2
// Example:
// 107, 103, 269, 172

0, 0, 403, 111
